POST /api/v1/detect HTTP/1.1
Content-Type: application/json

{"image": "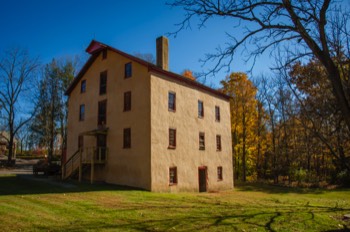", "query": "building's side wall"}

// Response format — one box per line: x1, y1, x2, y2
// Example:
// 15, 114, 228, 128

150, 73, 233, 192
67, 50, 151, 190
